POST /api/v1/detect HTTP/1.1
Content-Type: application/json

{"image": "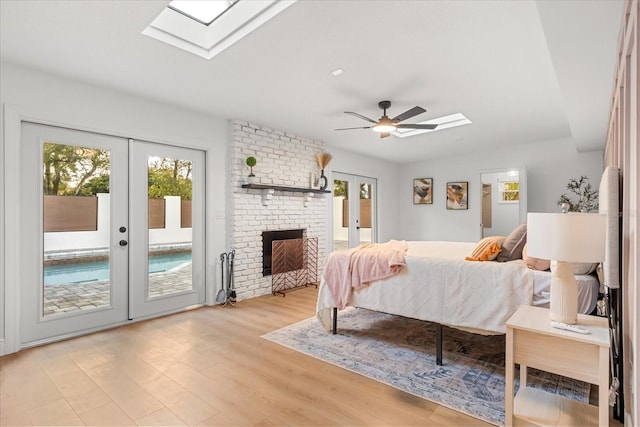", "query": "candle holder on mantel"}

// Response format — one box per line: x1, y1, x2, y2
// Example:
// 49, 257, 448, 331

316, 152, 332, 191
